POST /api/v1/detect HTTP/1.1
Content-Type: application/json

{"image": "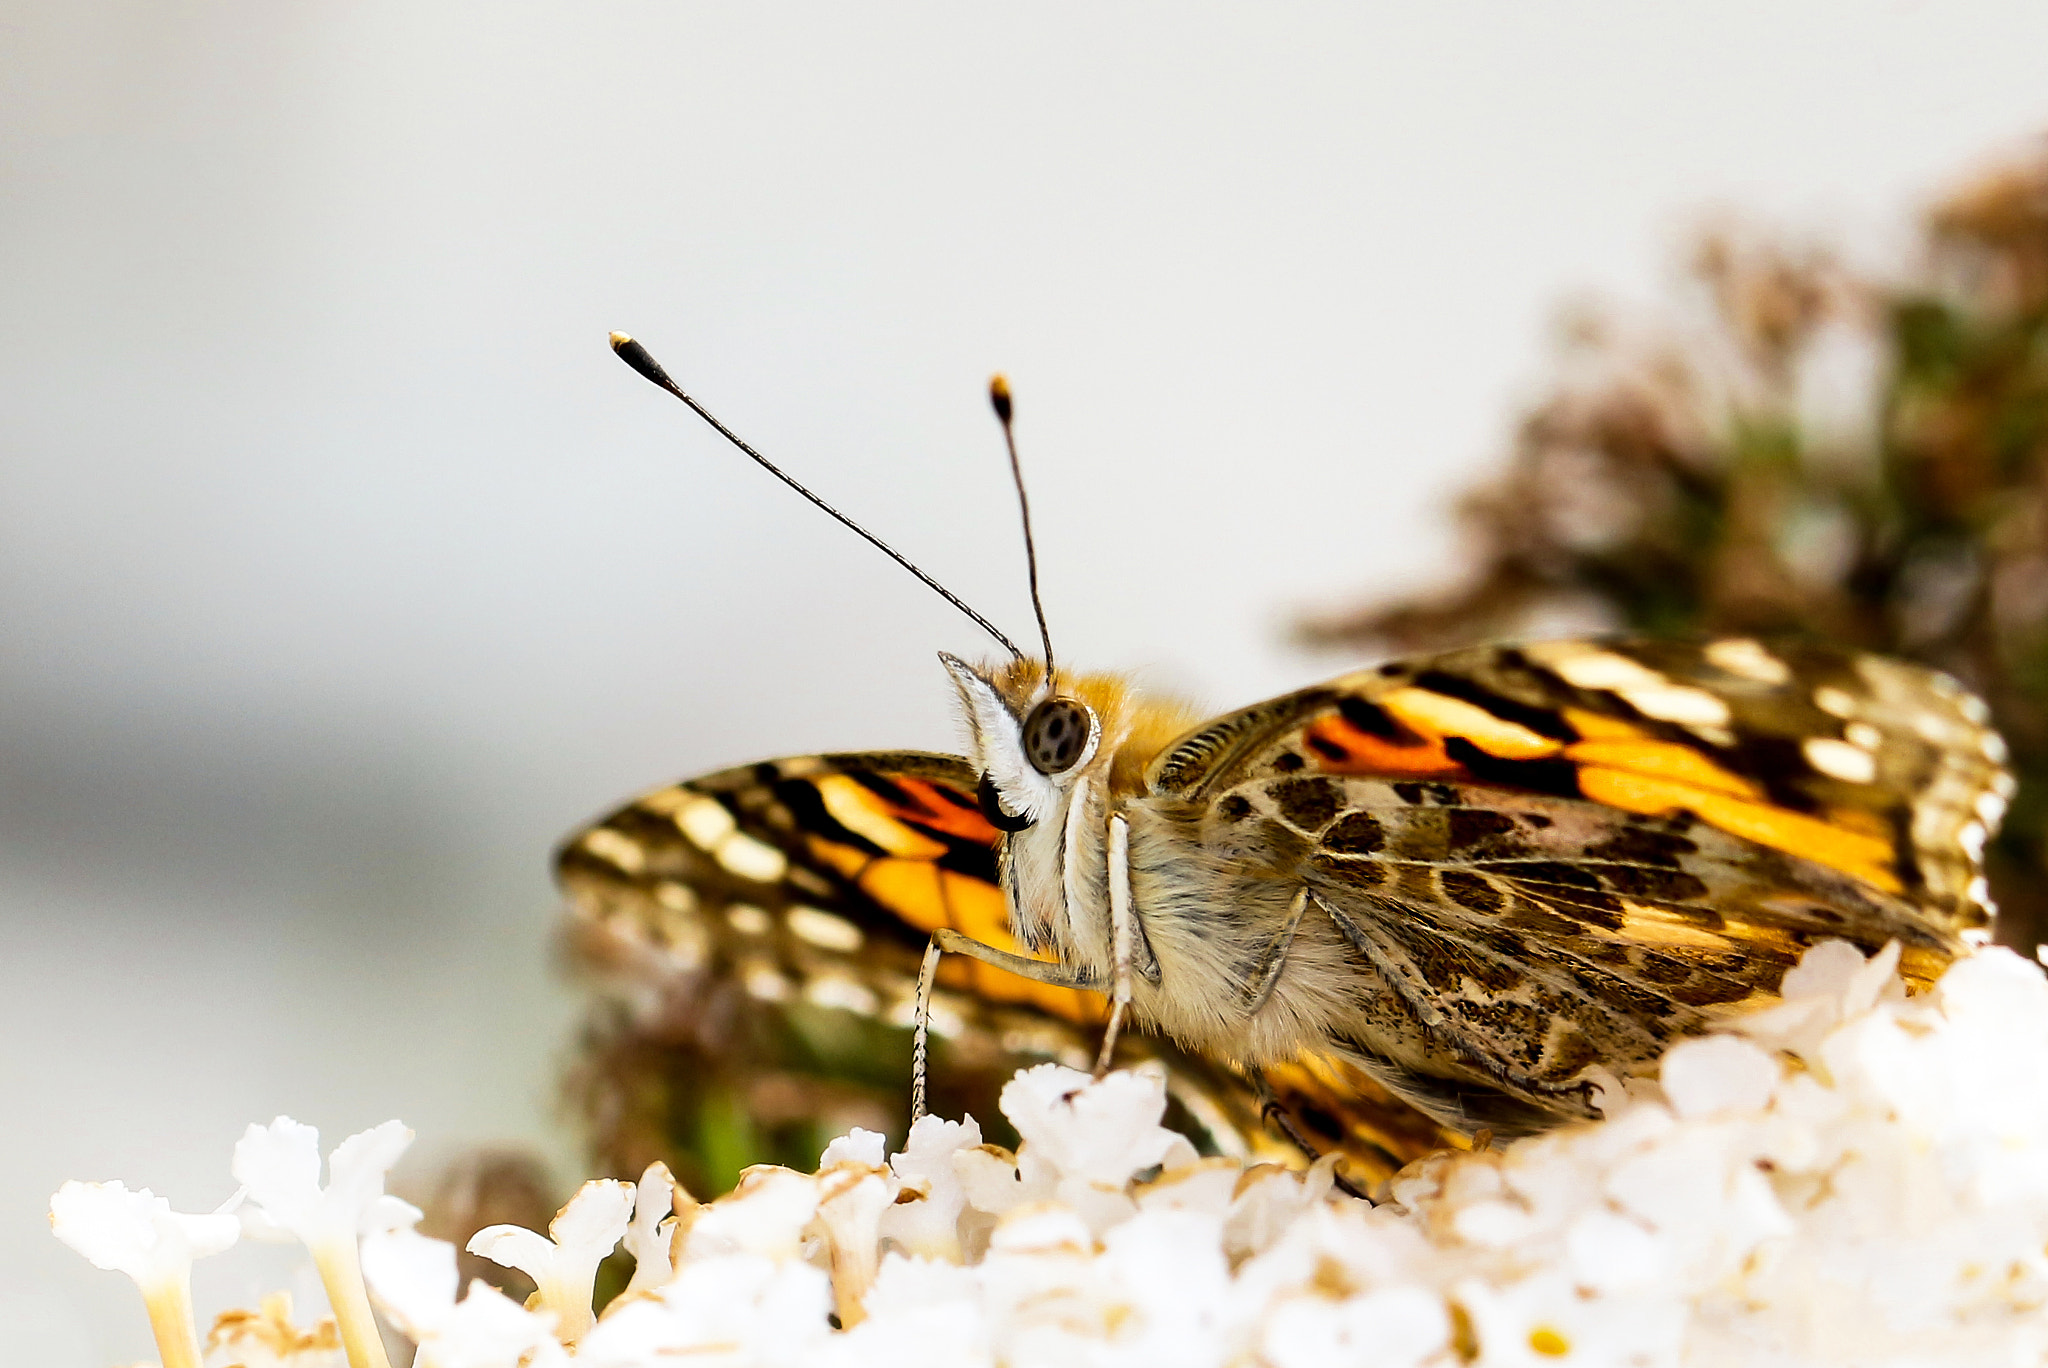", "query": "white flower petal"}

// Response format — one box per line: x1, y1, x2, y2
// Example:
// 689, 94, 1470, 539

580, 1255, 832, 1368
1264, 1286, 1448, 1368
231, 1117, 414, 1249
361, 1227, 459, 1335
836, 1256, 991, 1368
422, 1280, 563, 1368
880, 1115, 983, 1260
1000, 1064, 1192, 1190
1134, 1157, 1241, 1217
466, 1224, 559, 1283
549, 1178, 635, 1262
362, 1194, 424, 1235
1780, 939, 1869, 1001
622, 1162, 679, 1296
821, 1128, 887, 1170
817, 1168, 896, 1325
232, 1119, 328, 1239
1661, 1034, 1780, 1119
685, 1168, 821, 1263
50, 1181, 239, 1286
323, 1121, 415, 1232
